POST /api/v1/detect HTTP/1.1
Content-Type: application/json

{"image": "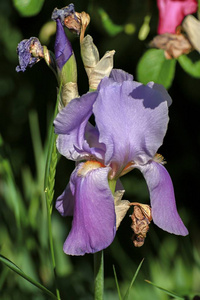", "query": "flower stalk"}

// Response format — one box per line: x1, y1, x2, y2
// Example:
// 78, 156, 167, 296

94, 250, 104, 300
44, 87, 61, 300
